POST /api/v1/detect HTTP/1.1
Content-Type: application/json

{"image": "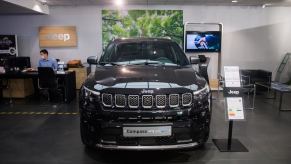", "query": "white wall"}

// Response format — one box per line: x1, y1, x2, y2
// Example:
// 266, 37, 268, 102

0, 5, 291, 81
